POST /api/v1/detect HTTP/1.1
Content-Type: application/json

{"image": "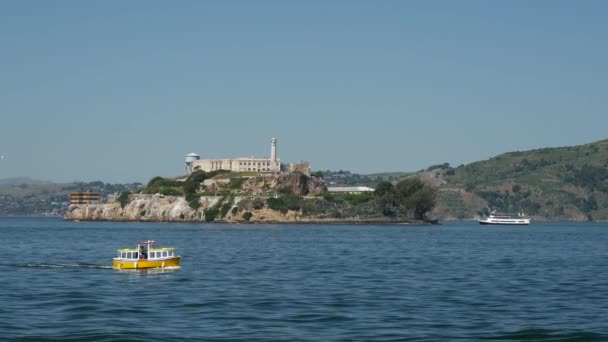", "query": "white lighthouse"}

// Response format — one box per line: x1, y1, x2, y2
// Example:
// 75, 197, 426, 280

271, 137, 277, 161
